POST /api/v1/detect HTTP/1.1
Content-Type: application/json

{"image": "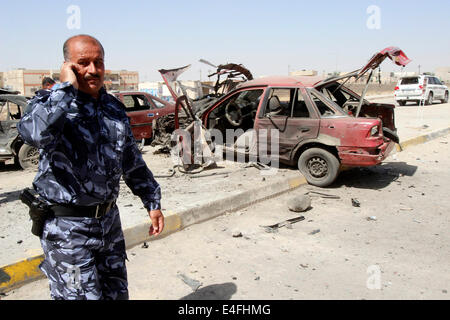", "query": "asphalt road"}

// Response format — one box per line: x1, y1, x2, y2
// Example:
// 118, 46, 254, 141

4, 131, 450, 300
